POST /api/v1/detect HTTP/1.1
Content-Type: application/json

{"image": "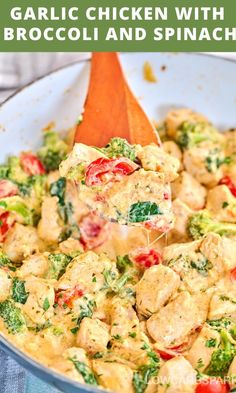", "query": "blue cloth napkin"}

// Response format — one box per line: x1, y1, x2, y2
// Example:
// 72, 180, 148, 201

0, 350, 60, 393
0, 349, 26, 393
